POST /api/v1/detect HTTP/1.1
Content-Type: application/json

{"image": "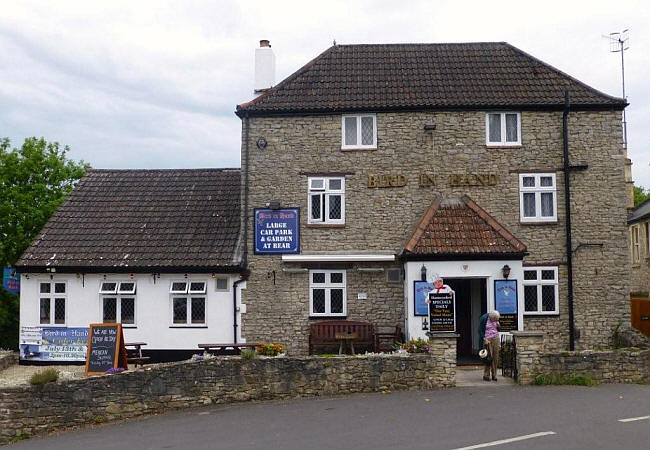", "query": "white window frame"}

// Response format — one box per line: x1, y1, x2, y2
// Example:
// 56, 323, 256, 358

341, 114, 377, 149
117, 281, 136, 294
519, 173, 557, 223
309, 270, 347, 317
99, 281, 118, 294
101, 296, 137, 327
486, 112, 521, 146
632, 226, 640, 263
188, 281, 207, 294
170, 295, 207, 327
170, 281, 189, 294
39, 281, 67, 326
523, 266, 559, 315
308, 177, 346, 224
